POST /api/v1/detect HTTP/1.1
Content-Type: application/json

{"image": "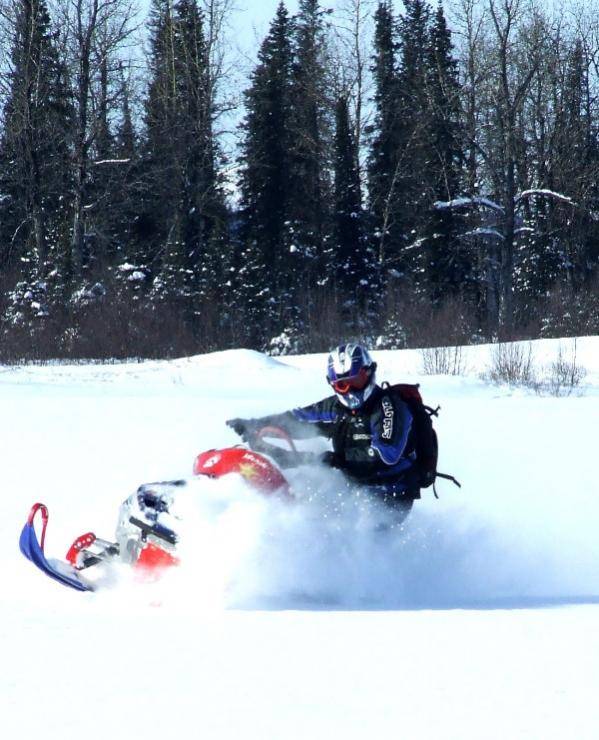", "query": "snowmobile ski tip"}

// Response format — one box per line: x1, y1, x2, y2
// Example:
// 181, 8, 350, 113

19, 503, 94, 592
